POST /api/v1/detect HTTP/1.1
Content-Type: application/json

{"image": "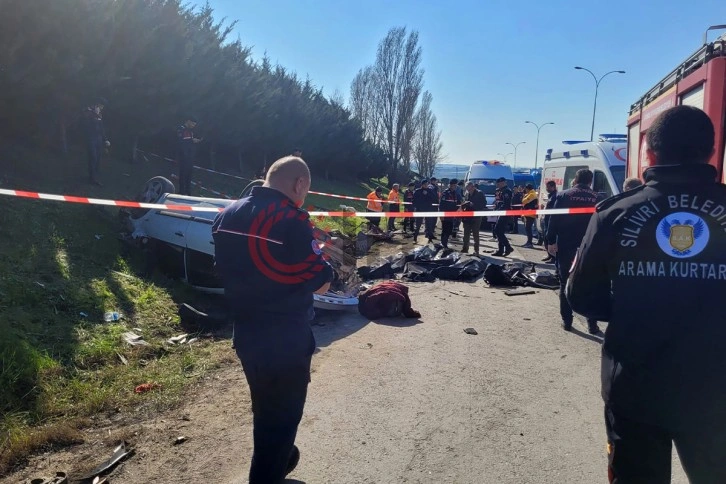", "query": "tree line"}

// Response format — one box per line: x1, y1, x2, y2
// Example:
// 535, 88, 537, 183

0, 0, 390, 181
349, 27, 444, 182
